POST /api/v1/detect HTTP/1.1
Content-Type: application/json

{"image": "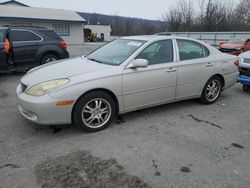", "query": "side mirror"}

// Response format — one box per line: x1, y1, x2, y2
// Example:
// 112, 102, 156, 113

82, 55, 87, 58
128, 59, 148, 69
